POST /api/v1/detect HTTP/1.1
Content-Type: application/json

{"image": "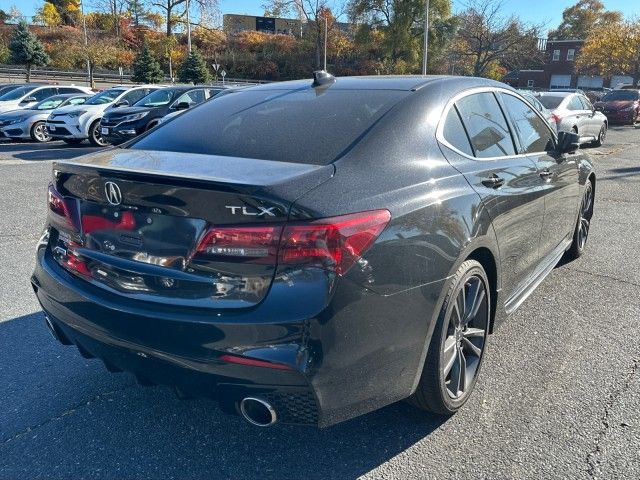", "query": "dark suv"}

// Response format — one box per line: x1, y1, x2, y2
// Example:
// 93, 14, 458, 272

100, 86, 218, 144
